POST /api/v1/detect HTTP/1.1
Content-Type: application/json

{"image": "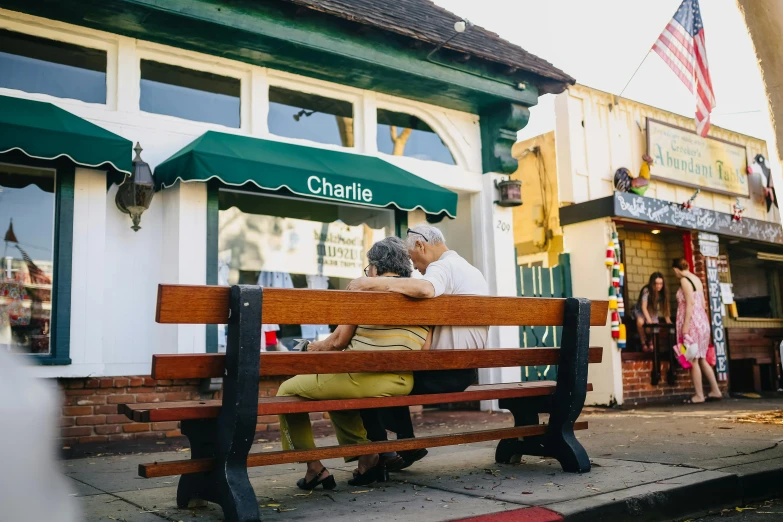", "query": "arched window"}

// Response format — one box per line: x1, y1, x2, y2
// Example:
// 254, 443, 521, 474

377, 109, 455, 165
